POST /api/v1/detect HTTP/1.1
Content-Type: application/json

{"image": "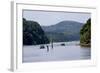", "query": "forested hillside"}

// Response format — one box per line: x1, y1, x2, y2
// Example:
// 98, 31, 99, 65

80, 18, 91, 46
42, 21, 83, 42
23, 18, 50, 45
